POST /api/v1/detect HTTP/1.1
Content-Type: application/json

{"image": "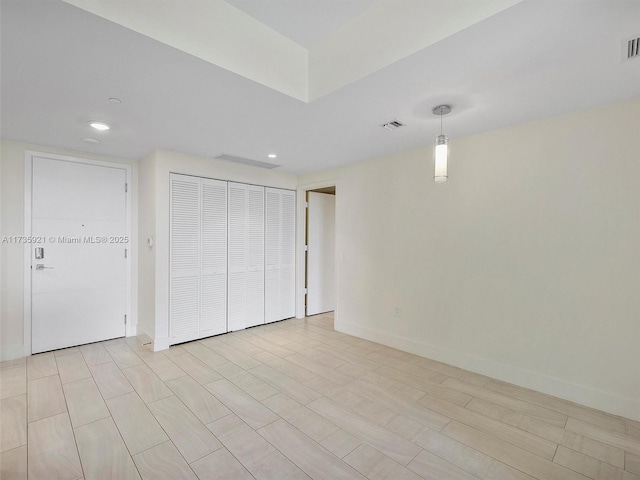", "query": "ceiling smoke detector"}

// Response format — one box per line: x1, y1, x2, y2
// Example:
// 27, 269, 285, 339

381, 120, 406, 131
623, 34, 640, 61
